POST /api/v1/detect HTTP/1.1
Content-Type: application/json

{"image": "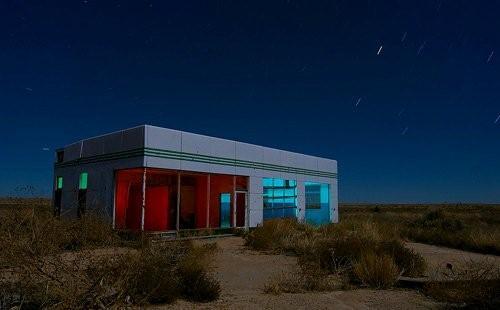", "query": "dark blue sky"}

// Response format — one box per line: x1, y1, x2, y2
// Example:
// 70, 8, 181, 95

1, 1, 499, 202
